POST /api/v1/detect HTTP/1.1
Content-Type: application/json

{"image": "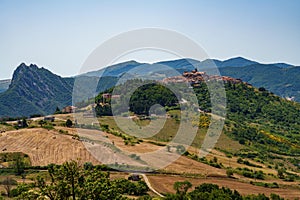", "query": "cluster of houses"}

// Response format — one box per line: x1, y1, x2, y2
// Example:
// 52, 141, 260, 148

102, 93, 121, 99
162, 69, 245, 86
97, 93, 121, 106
